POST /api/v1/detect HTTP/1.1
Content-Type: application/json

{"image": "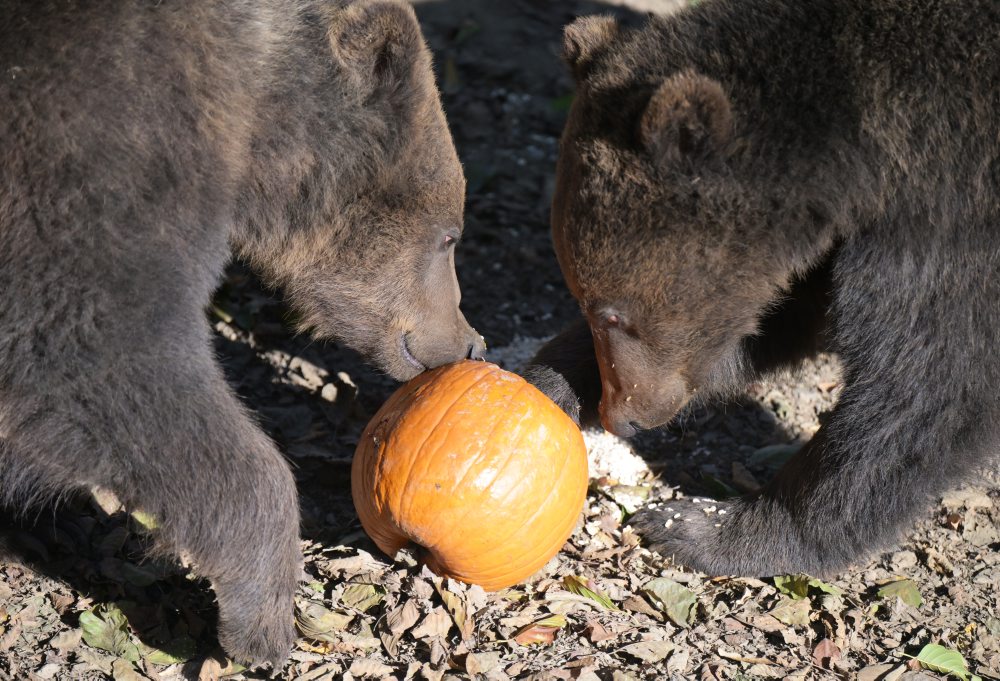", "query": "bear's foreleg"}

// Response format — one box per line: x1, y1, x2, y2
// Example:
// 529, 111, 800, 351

522, 318, 602, 426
